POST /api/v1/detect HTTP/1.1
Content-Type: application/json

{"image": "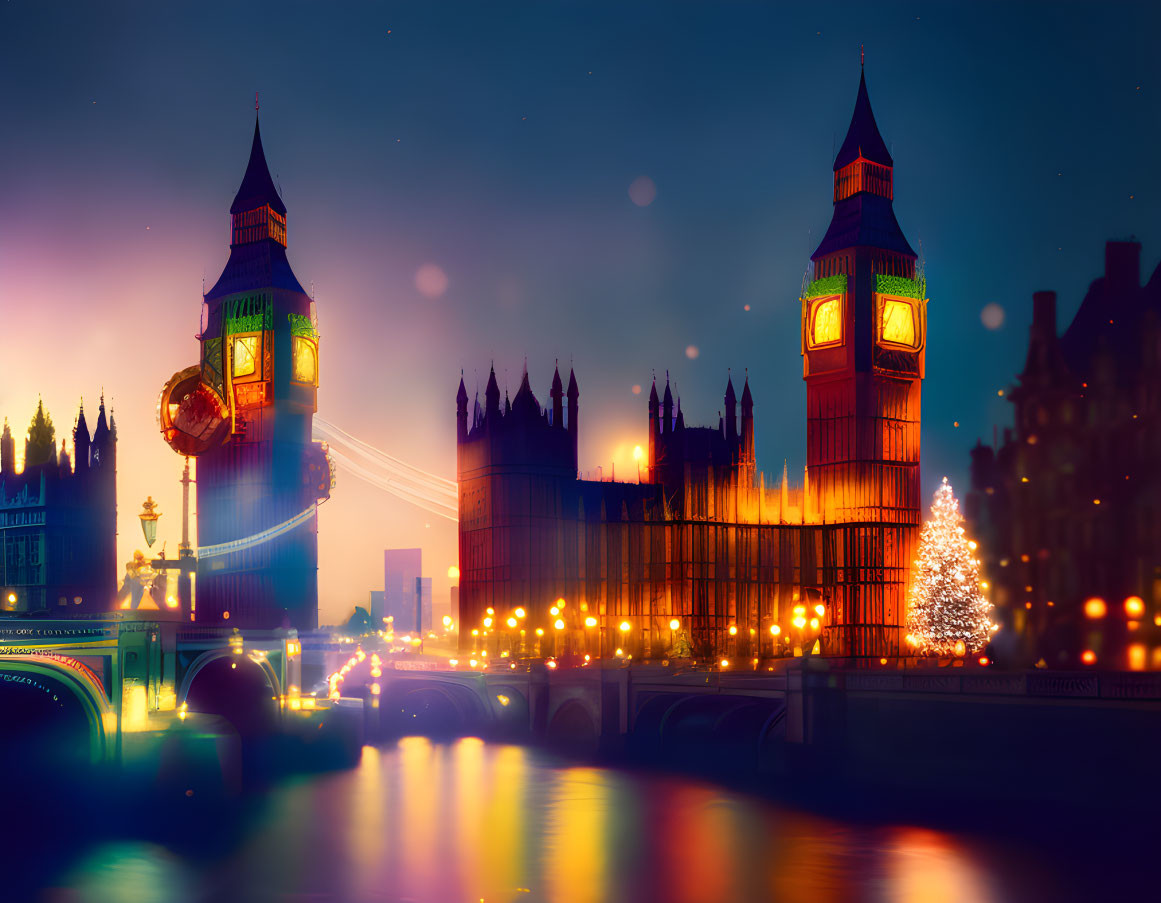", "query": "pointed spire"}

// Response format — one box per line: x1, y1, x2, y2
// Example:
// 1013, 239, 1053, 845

741, 372, 753, 411
512, 369, 539, 419
834, 70, 892, 170
456, 374, 469, 405
566, 368, 579, 399
485, 363, 501, 417
675, 399, 685, 431
231, 114, 287, 215
725, 375, 736, 406
504, 389, 511, 416
648, 378, 659, 408
550, 363, 563, 399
